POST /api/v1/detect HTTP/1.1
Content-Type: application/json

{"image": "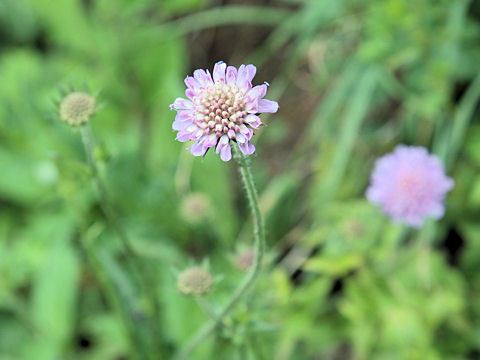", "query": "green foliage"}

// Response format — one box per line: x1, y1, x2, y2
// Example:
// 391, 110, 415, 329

0, 0, 479, 359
